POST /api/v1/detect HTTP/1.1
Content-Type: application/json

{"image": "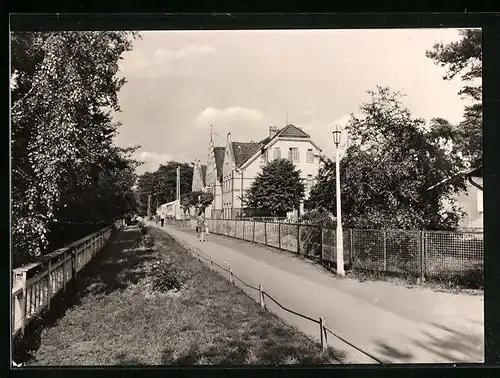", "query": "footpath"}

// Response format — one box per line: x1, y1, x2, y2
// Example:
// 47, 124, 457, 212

151, 221, 484, 364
